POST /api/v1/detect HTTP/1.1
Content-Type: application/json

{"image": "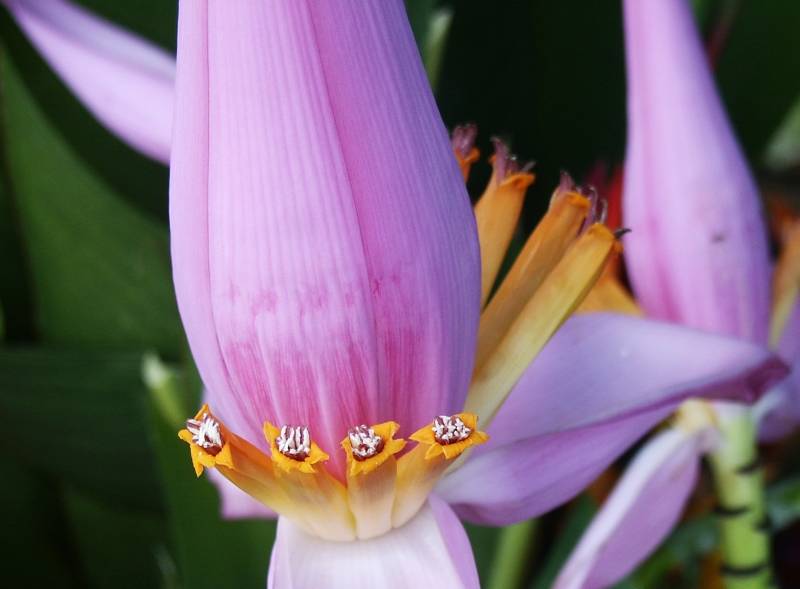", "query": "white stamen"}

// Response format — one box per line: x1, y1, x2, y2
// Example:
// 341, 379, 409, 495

276, 425, 311, 461
432, 415, 472, 445
348, 425, 384, 461
186, 413, 224, 455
